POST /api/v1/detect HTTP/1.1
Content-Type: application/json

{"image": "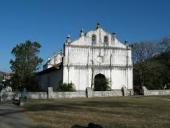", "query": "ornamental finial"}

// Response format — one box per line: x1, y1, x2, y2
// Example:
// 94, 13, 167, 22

96, 22, 101, 29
